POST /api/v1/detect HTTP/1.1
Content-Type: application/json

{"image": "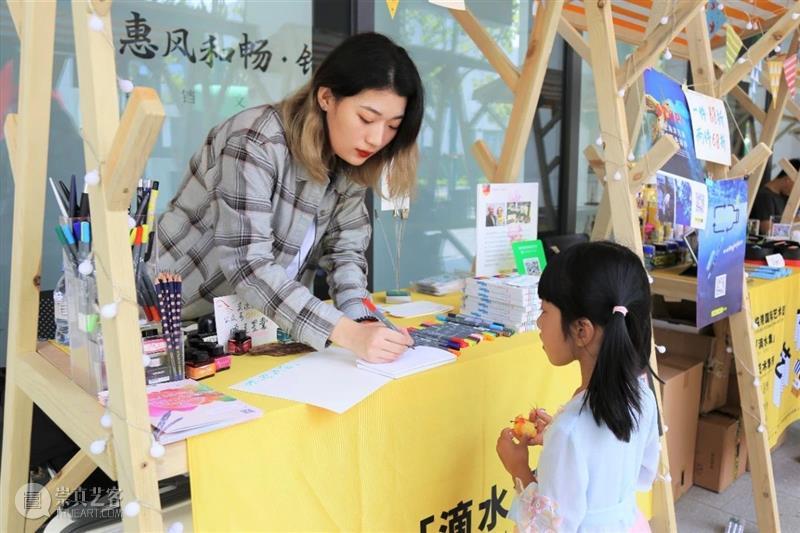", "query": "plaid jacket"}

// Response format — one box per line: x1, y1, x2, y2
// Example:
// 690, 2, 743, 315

157, 105, 372, 350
